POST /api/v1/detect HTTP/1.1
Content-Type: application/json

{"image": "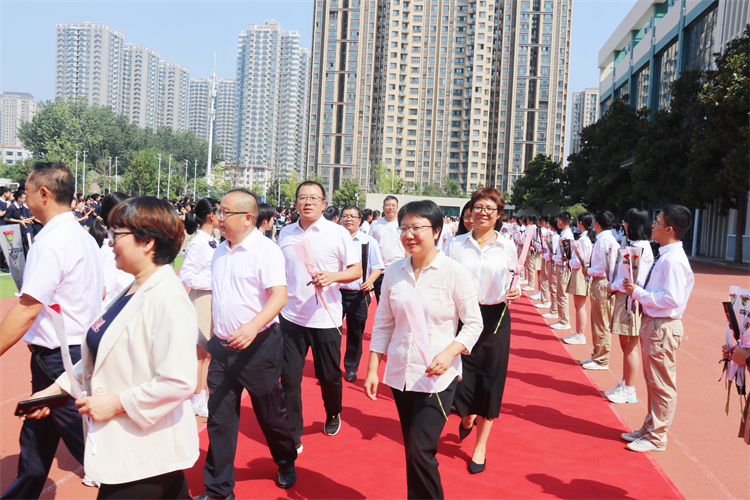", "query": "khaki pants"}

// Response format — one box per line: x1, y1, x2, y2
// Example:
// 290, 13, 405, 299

548, 263, 558, 313
540, 259, 551, 304
590, 277, 613, 365
525, 252, 536, 288
555, 264, 571, 325
638, 315, 682, 449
